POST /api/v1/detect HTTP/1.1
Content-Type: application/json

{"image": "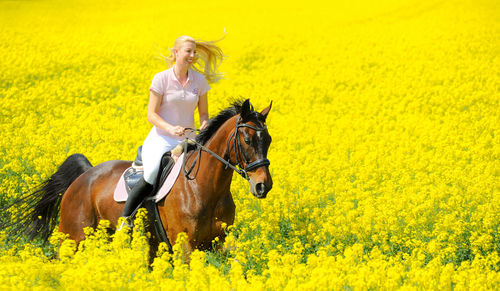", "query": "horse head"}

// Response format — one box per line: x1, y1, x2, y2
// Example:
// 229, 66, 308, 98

234, 99, 273, 198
